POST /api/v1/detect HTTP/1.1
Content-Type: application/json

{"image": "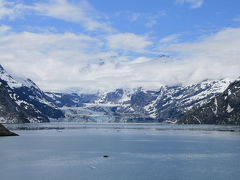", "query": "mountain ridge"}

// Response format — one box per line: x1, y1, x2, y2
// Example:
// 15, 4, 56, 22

46, 79, 232, 123
0, 64, 239, 125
